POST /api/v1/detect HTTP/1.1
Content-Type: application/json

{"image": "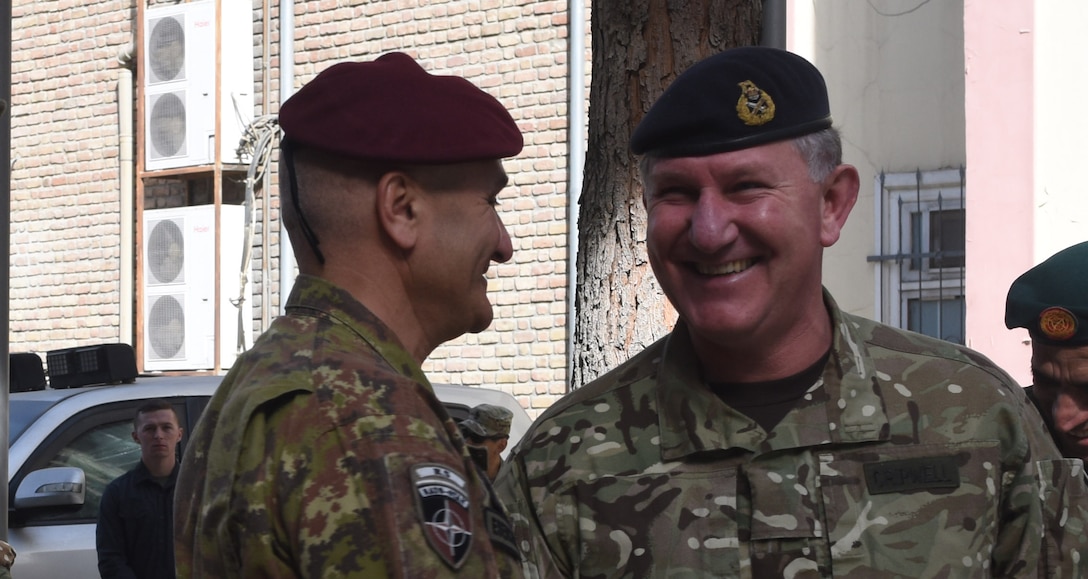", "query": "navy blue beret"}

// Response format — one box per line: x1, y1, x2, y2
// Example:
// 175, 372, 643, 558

279, 52, 522, 163
1006, 241, 1088, 346
630, 46, 832, 157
